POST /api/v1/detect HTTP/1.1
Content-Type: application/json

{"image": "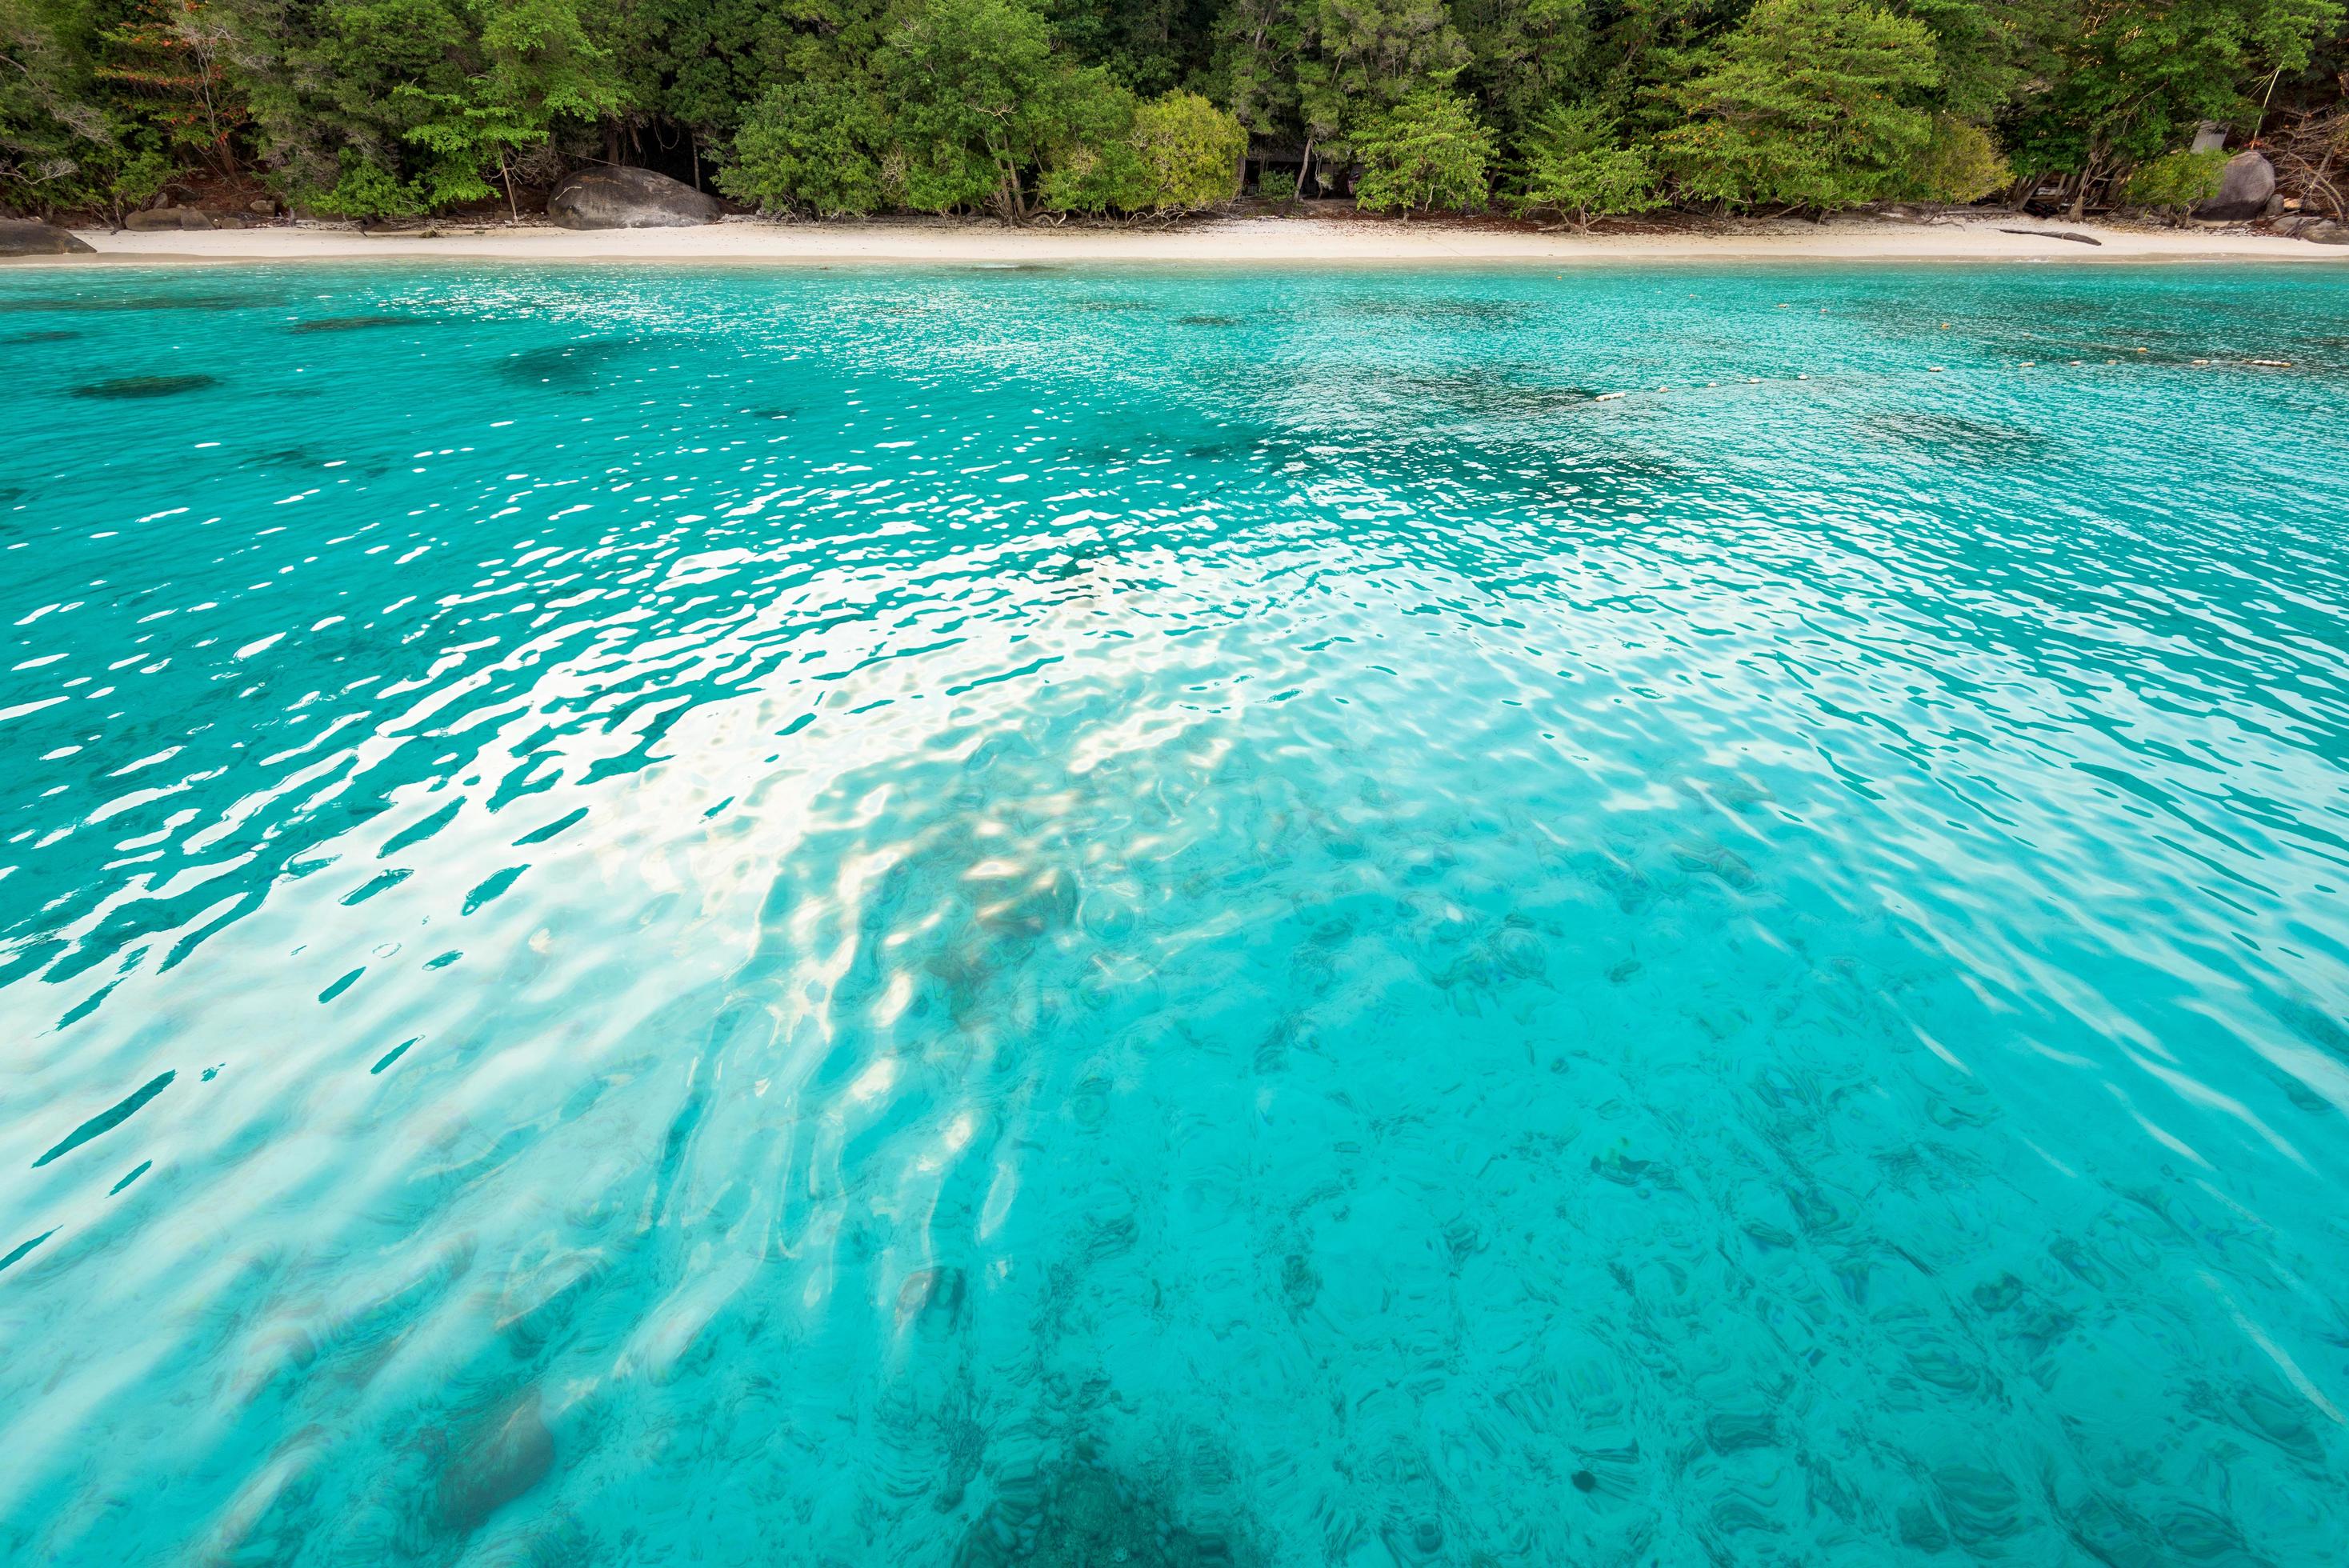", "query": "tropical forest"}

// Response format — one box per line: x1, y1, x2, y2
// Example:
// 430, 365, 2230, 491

3, 0, 2346, 225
